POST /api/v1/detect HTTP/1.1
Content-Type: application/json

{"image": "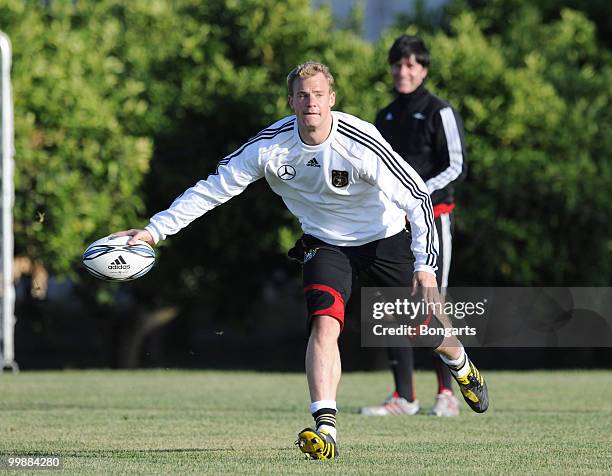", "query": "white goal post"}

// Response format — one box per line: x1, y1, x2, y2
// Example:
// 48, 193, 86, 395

0, 30, 17, 373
